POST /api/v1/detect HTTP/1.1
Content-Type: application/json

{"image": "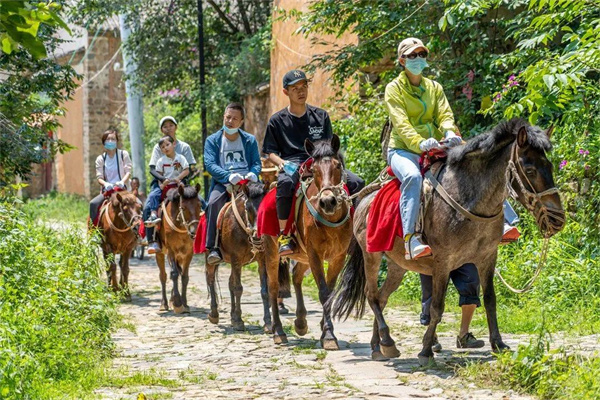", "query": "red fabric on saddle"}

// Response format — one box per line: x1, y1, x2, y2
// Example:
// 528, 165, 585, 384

193, 214, 208, 254
138, 221, 146, 238
419, 148, 447, 175
256, 188, 296, 237
161, 183, 178, 201
366, 178, 403, 253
